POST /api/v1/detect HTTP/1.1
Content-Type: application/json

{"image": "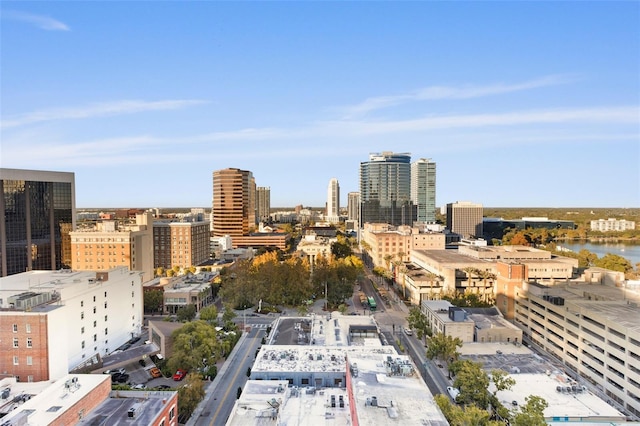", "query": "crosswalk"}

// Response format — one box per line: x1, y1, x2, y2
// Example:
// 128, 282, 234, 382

247, 323, 270, 329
